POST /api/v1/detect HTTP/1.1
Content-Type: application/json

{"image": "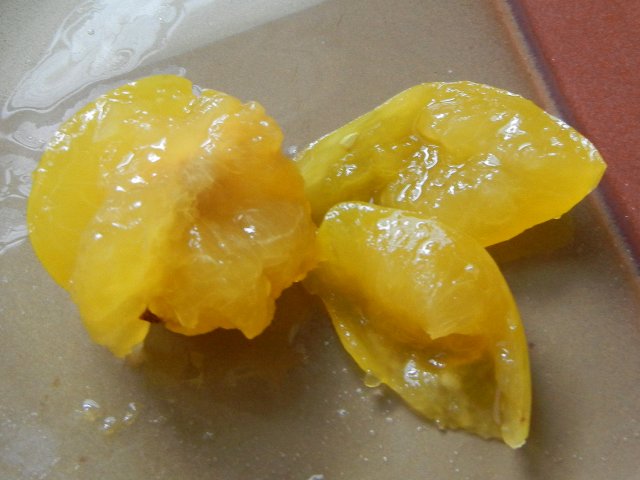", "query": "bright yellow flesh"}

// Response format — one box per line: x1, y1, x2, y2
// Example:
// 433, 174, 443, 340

305, 202, 531, 447
27, 75, 317, 357
296, 81, 606, 246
